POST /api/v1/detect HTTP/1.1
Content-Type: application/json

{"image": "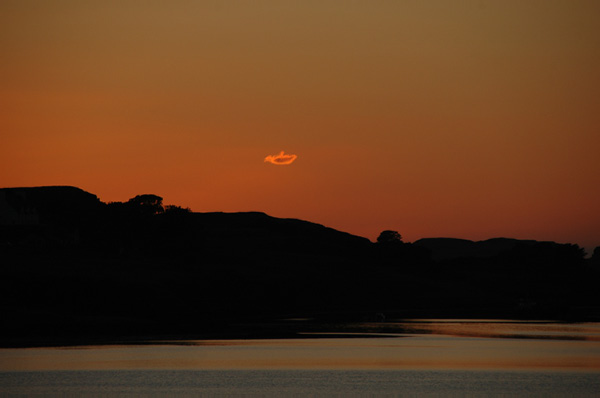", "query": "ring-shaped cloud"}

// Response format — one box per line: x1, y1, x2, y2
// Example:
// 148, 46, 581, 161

264, 151, 298, 165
